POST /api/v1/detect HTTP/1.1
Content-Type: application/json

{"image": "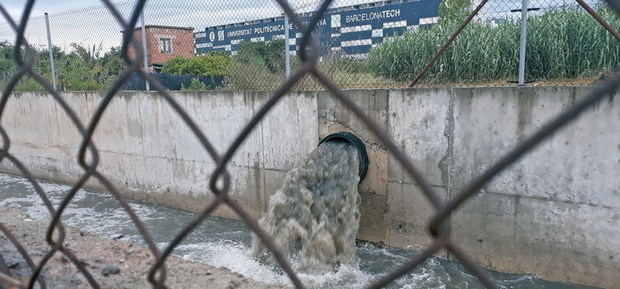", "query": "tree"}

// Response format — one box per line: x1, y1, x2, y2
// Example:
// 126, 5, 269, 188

439, 0, 472, 24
